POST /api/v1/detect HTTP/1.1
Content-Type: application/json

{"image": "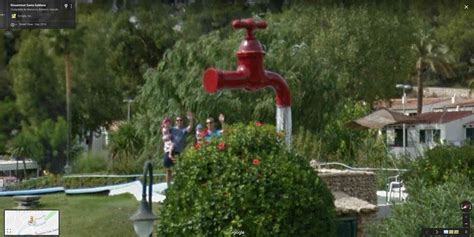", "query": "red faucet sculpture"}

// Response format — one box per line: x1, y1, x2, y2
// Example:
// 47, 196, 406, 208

202, 18, 292, 147
203, 18, 291, 107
